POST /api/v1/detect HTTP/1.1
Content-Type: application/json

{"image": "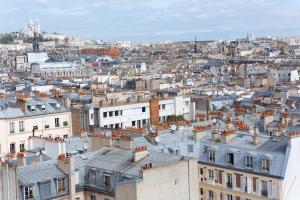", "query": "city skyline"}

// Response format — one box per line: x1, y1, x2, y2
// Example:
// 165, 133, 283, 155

1, 0, 300, 41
